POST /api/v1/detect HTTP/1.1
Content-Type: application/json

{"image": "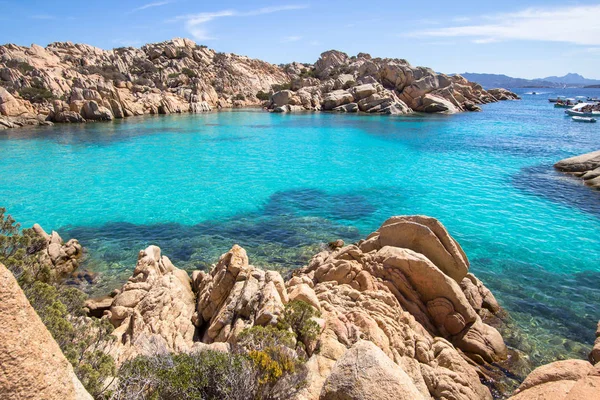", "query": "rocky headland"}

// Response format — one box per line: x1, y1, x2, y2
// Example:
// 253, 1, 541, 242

0, 38, 518, 130
3, 214, 599, 399
555, 150, 600, 190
